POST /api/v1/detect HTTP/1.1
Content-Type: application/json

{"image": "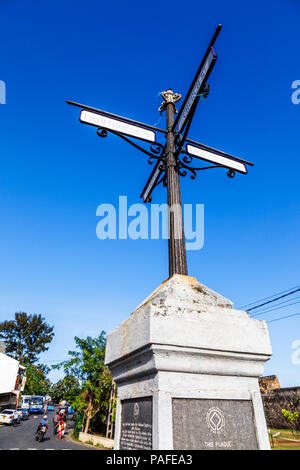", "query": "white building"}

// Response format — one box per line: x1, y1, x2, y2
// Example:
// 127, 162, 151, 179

0, 343, 26, 409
